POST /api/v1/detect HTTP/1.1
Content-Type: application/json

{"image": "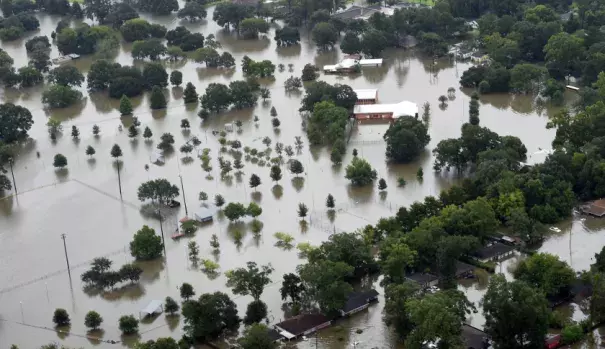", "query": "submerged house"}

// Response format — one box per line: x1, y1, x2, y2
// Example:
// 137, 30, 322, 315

473, 243, 515, 263
274, 314, 332, 340
353, 100, 418, 121
462, 324, 491, 349
405, 272, 439, 288
340, 289, 379, 316
323, 58, 383, 74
